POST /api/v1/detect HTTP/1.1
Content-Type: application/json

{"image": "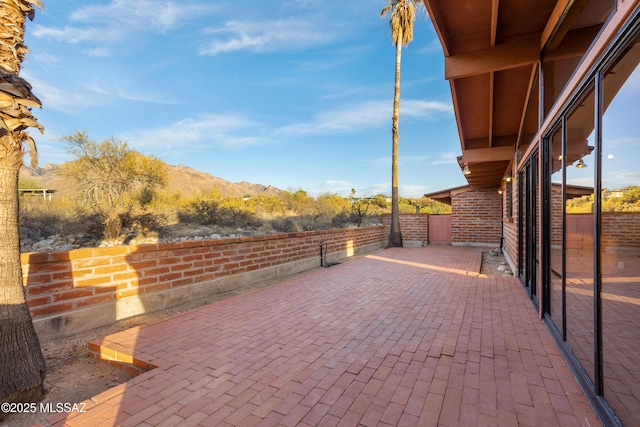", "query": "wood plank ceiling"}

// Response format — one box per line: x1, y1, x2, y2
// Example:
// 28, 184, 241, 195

424, 0, 577, 188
